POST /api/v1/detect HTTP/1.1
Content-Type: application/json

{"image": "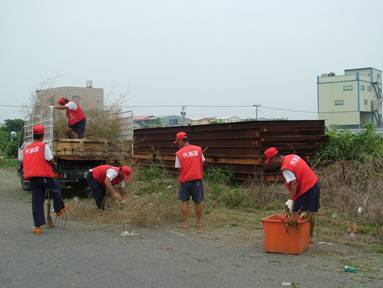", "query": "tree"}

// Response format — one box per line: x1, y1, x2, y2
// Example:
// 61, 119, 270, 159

1, 119, 24, 132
